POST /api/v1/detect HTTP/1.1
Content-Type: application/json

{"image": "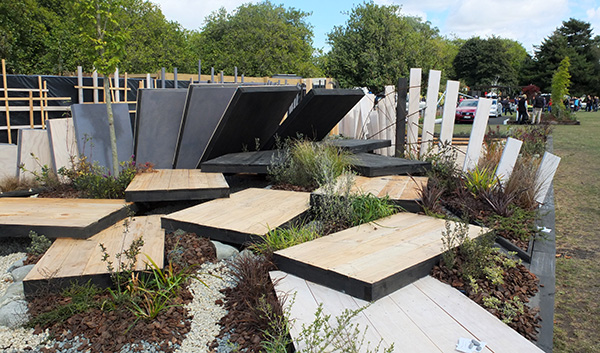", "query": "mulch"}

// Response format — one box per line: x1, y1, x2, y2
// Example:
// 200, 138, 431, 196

26, 232, 217, 353
432, 255, 541, 341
